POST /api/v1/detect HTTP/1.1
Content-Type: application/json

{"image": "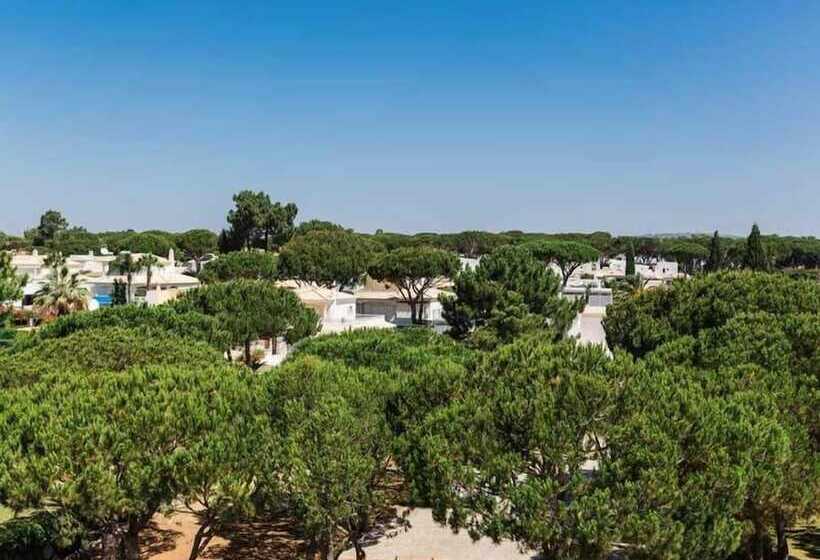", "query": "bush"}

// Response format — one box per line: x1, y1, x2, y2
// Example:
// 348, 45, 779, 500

0, 511, 84, 560
603, 271, 820, 357
198, 251, 278, 283
12, 304, 230, 353
294, 327, 476, 373
0, 326, 229, 388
